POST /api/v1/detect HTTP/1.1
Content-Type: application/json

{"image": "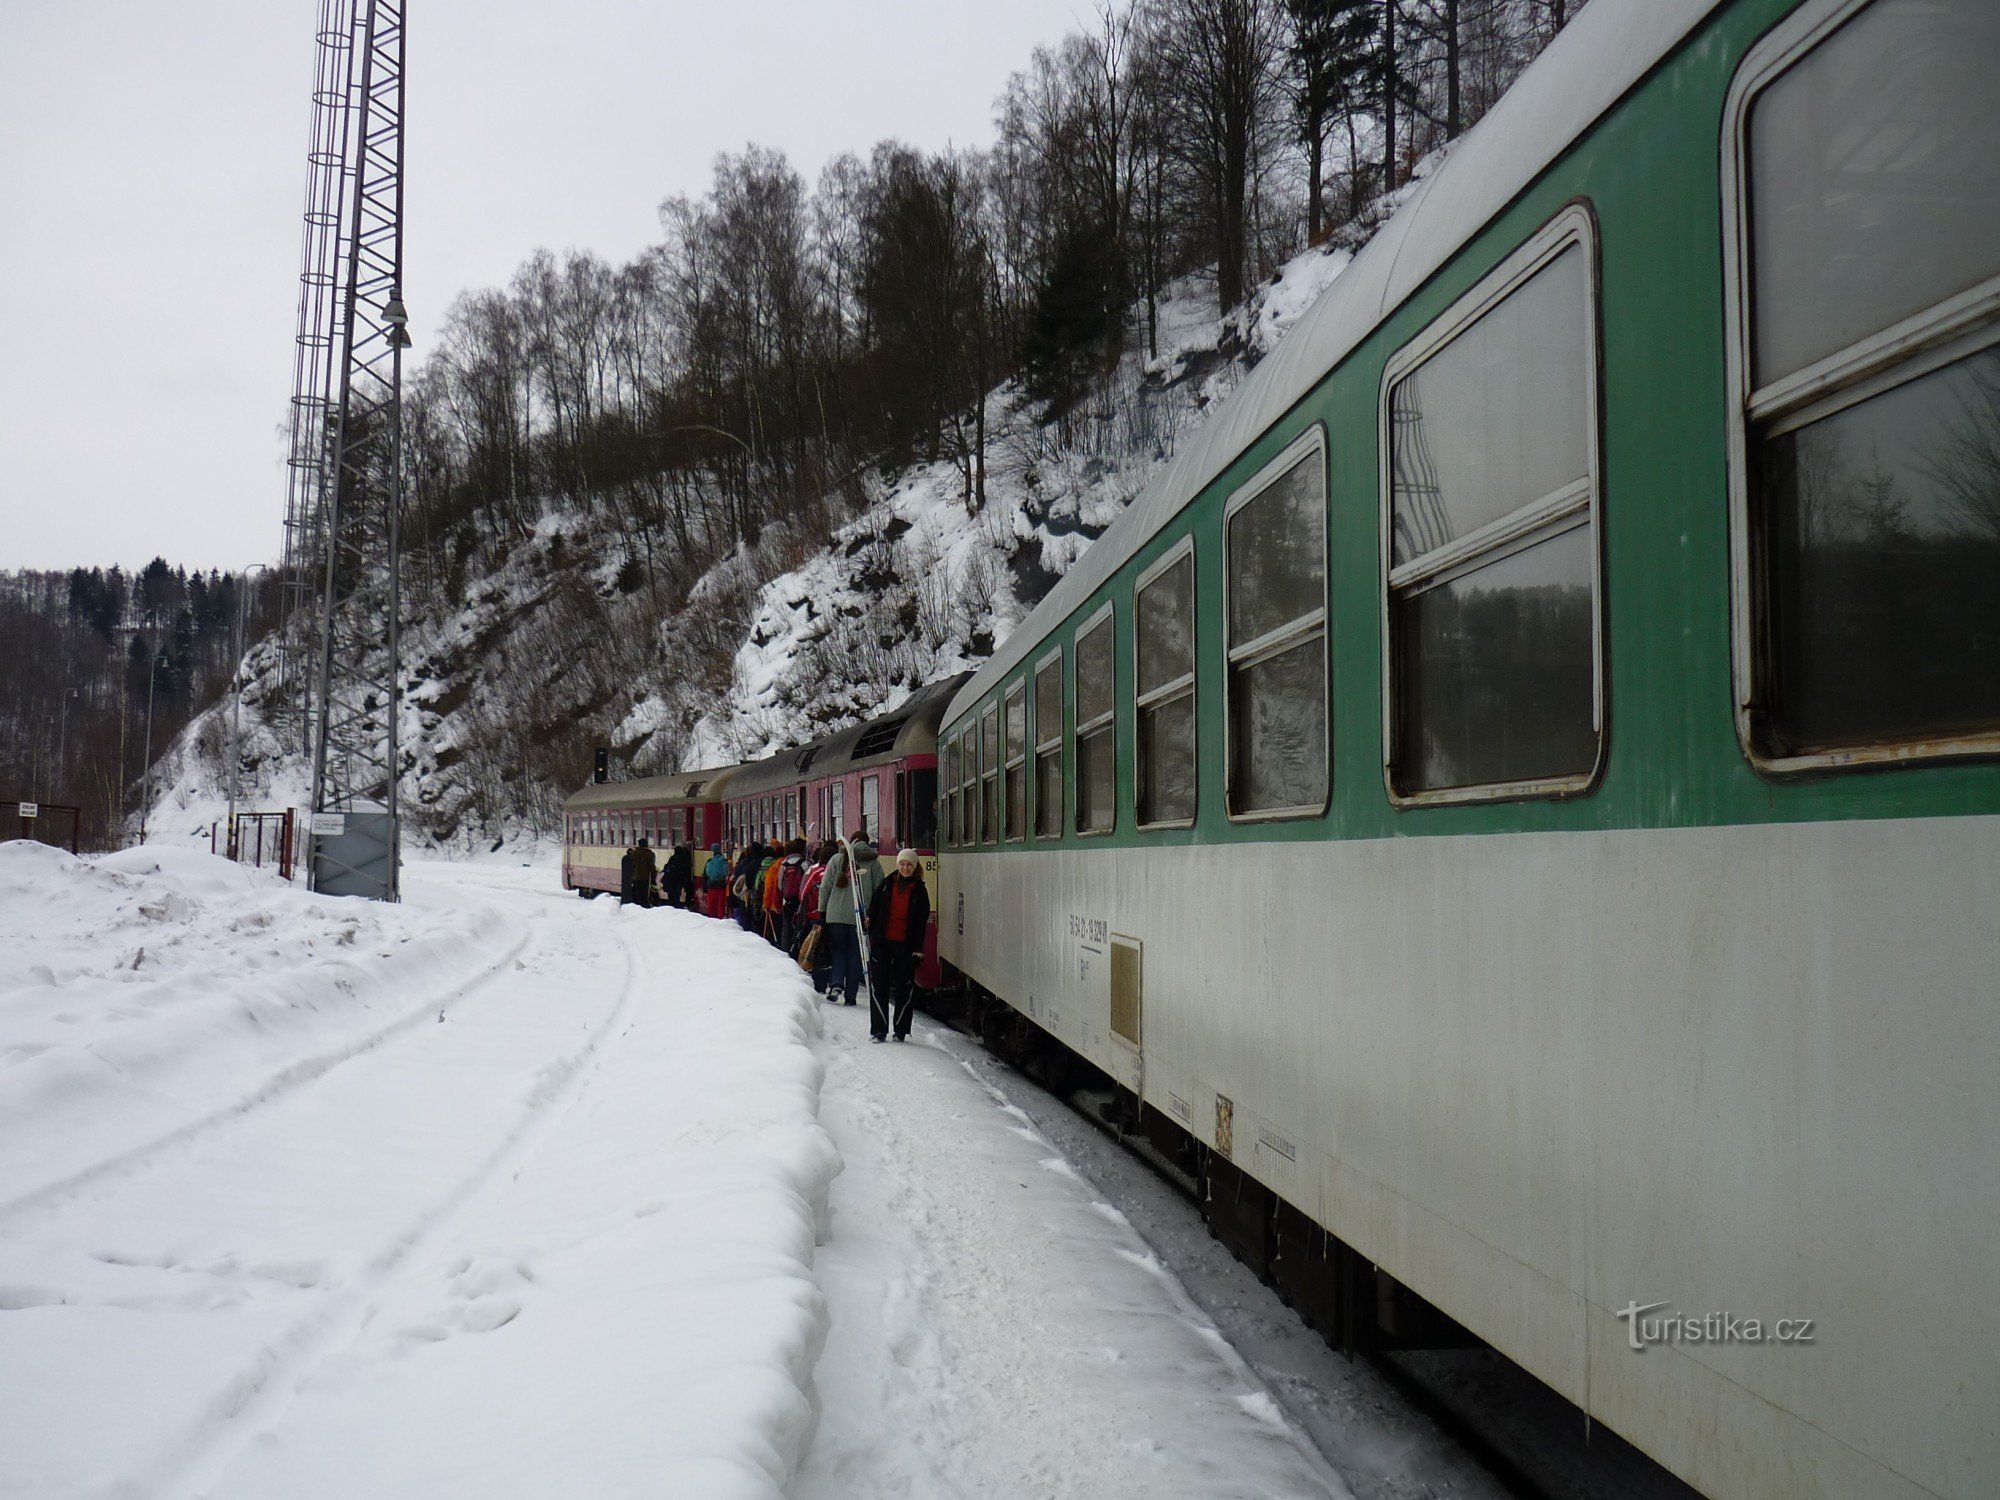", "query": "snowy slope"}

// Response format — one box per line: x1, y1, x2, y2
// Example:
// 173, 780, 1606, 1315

138, 241, 1356, 849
